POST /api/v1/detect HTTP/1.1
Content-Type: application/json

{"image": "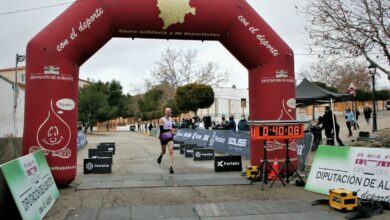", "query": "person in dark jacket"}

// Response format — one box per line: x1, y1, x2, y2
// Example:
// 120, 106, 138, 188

224, 115, 237, 131
363, 104, 372, 125
238, 114, 249, 131
319, 106, 344, 146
